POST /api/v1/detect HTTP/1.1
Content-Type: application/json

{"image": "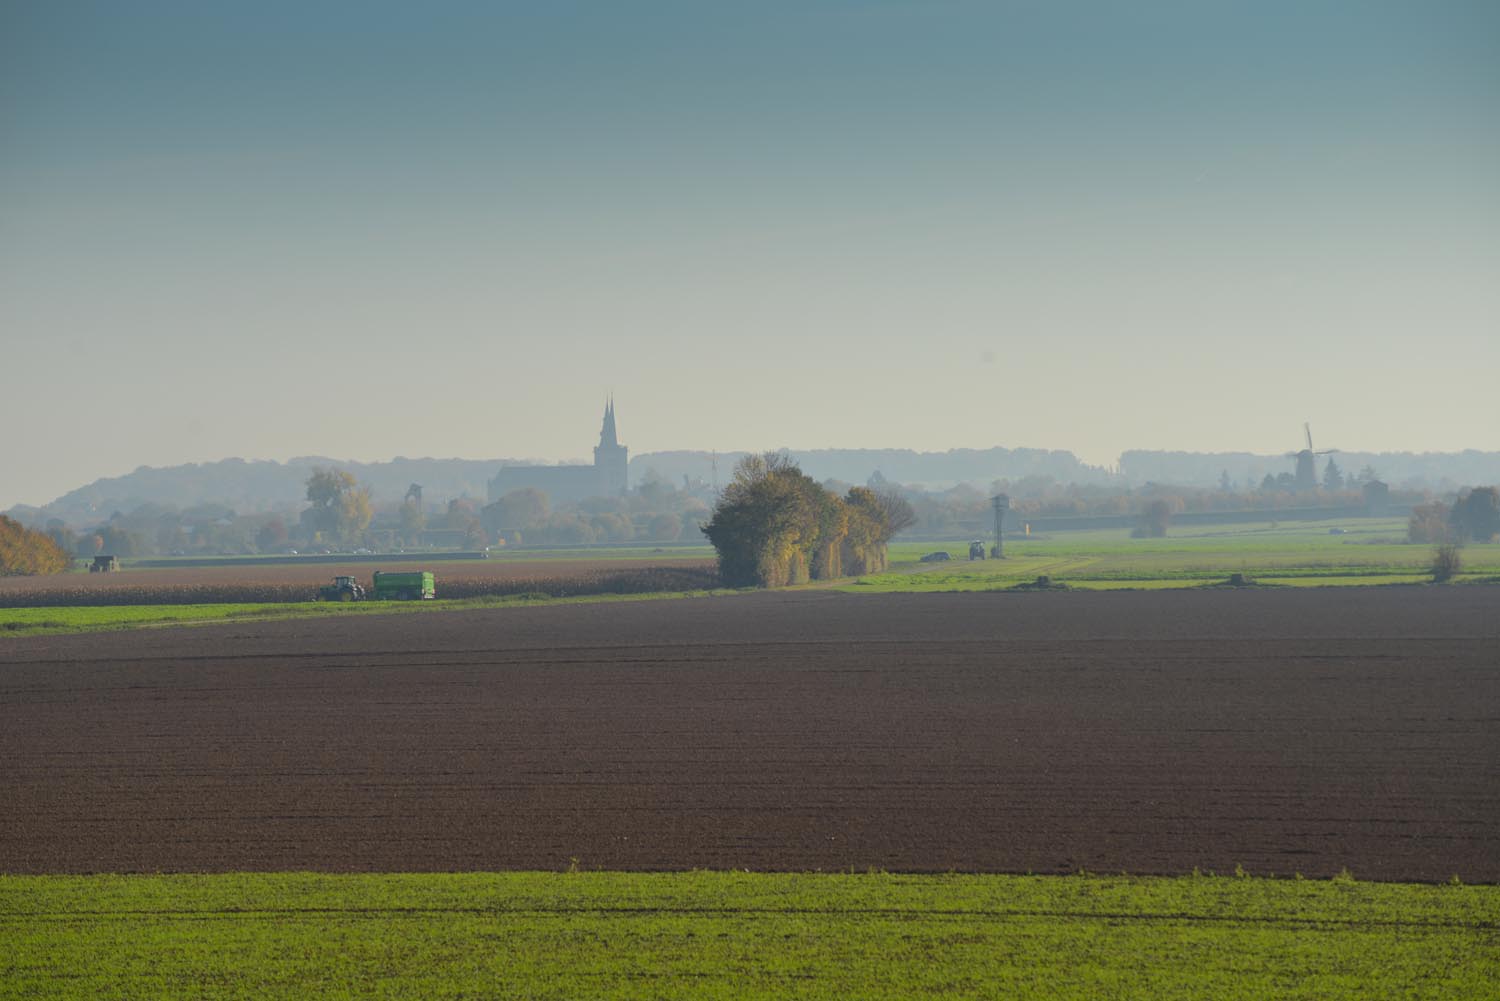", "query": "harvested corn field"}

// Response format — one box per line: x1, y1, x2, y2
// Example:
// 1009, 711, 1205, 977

0, 558, 718, 606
